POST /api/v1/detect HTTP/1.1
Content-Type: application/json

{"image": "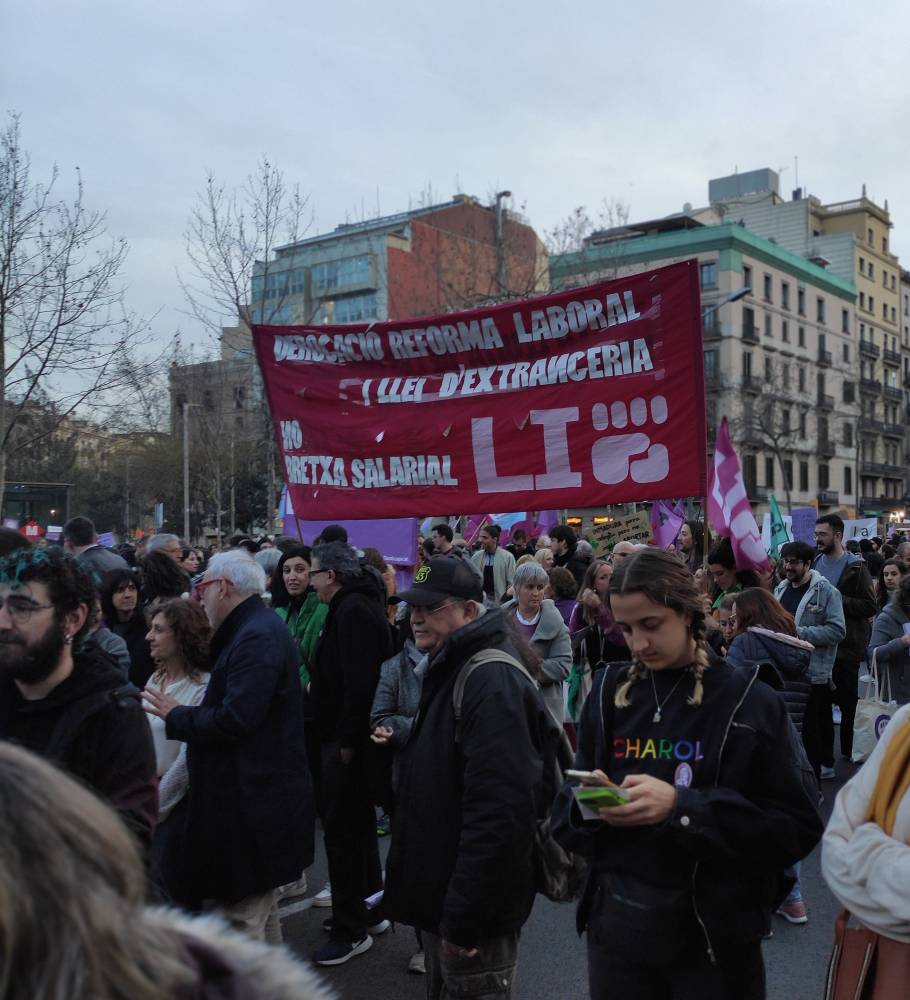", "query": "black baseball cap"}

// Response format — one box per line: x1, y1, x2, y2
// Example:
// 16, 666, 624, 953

391, 557, 483, 607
